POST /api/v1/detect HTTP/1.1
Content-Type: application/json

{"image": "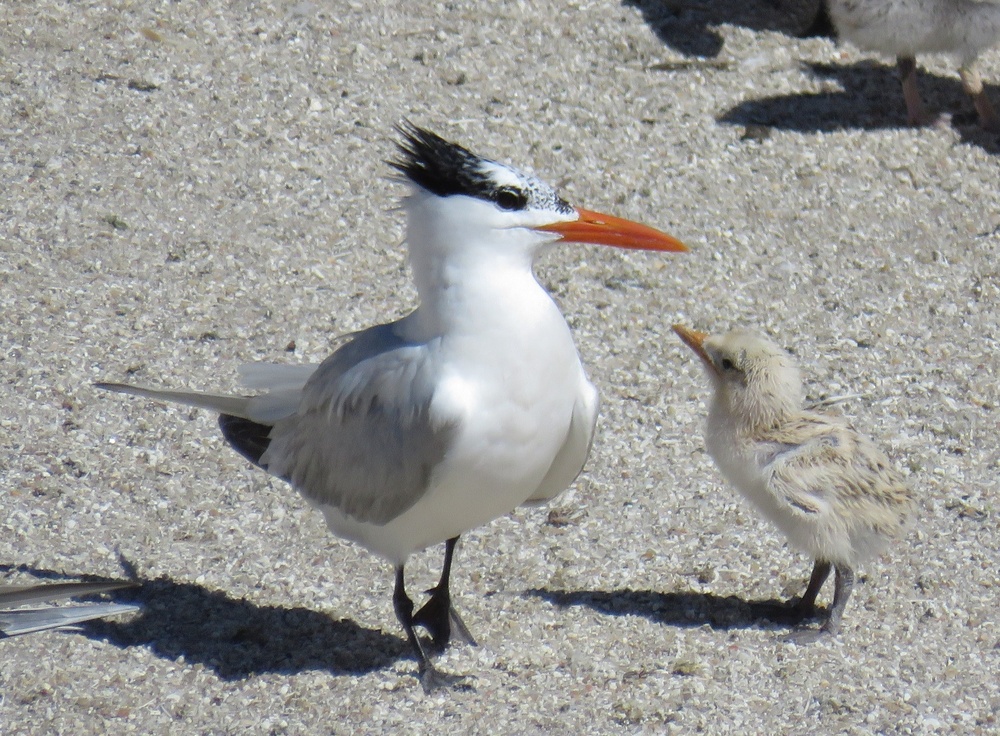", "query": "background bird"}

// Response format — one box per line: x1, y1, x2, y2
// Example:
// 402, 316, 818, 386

673, 325, 914, 643
826, 0, 1000, 128
1, 581, 138, 637
97, 123, 687, 690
